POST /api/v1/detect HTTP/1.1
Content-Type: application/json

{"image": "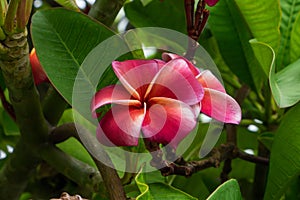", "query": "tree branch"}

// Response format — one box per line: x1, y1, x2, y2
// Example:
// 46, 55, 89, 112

50, 122, 127, 200
221, 84, 250, 182
0, 30, 49, 199
144, 137, 269, 178
40, 144, 102, 193
237, 149, 269, 165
